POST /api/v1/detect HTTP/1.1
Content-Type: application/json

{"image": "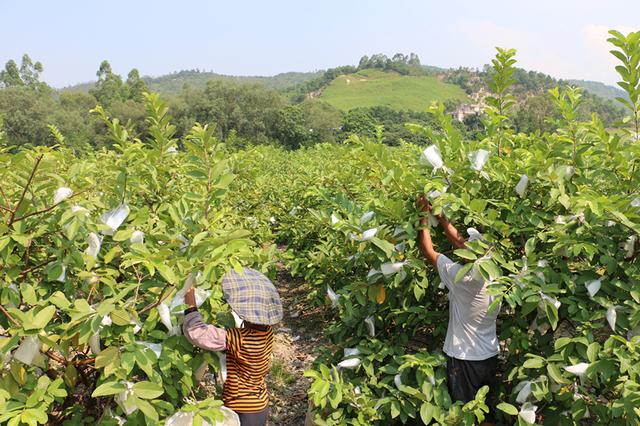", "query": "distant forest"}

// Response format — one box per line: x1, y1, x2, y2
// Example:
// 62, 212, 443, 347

0, 52, 628, 151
